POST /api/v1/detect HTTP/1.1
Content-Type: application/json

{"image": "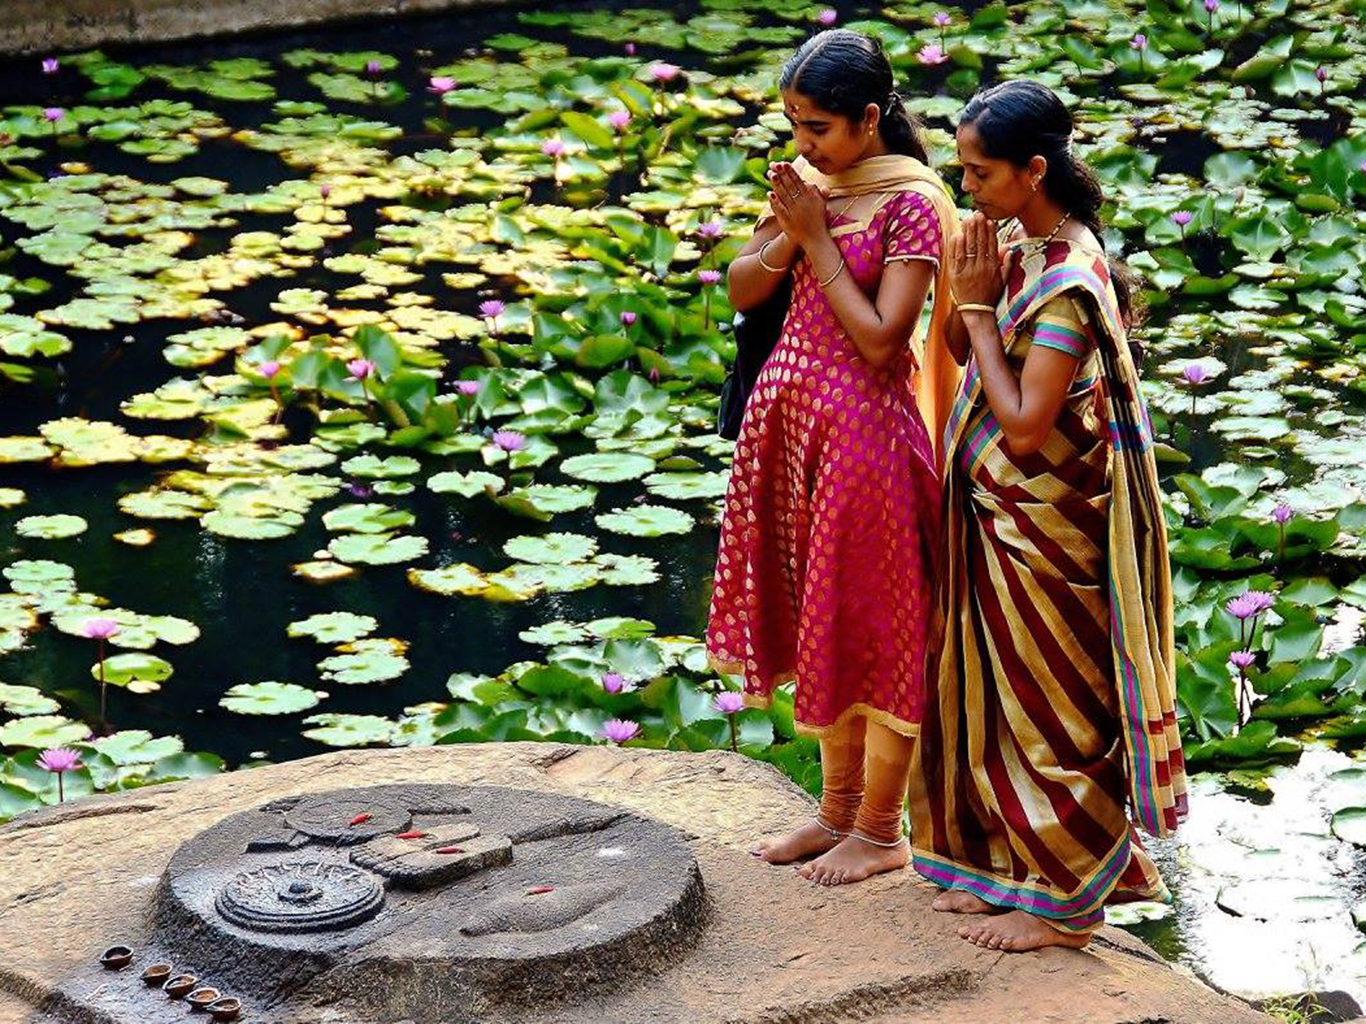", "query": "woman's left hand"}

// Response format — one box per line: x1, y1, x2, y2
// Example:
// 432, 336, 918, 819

767, 162, 829, 248
948, 212, 1005, 308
